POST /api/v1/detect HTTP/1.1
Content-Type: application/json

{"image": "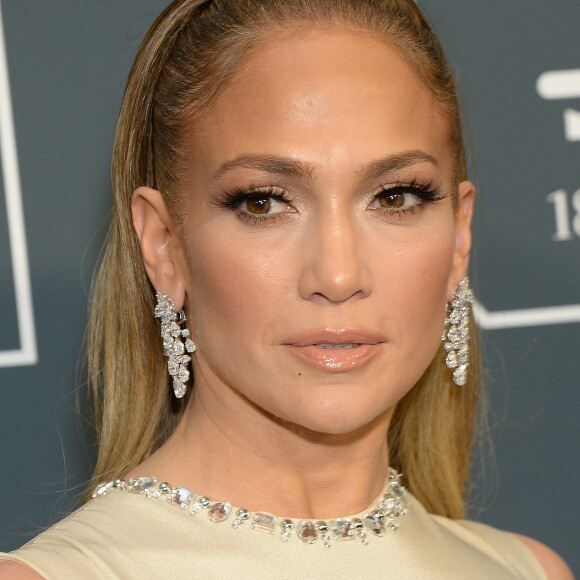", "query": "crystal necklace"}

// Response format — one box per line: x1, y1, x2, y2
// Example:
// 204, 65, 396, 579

93, 468, 408, 548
